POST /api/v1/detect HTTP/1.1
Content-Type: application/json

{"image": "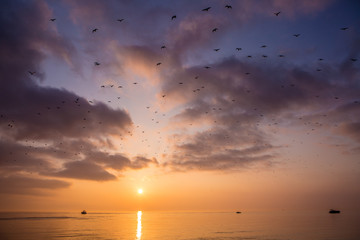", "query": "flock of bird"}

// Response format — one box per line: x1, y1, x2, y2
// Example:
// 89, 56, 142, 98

4, 3, 358, 162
